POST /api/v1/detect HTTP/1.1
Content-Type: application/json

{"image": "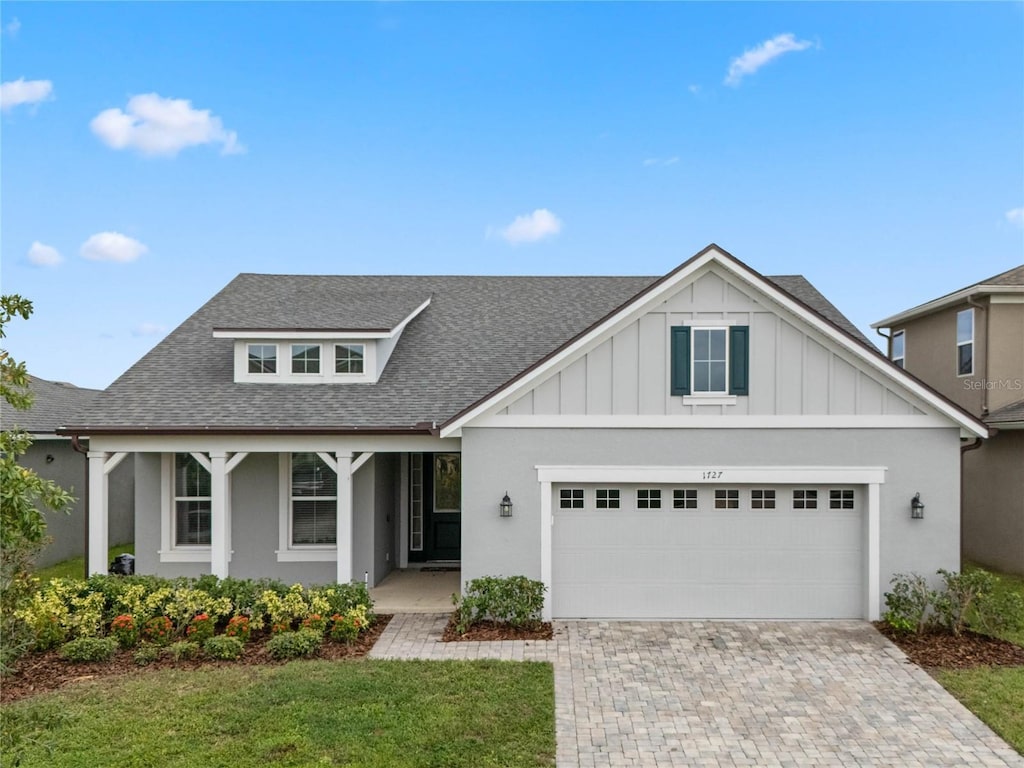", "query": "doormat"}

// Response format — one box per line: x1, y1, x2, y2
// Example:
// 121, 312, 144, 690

420, 567, 460, 572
